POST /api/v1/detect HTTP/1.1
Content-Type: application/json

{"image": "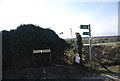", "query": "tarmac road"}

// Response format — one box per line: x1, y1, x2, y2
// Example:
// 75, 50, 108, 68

2, 66, 120, 80
81, 75, 120, 81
